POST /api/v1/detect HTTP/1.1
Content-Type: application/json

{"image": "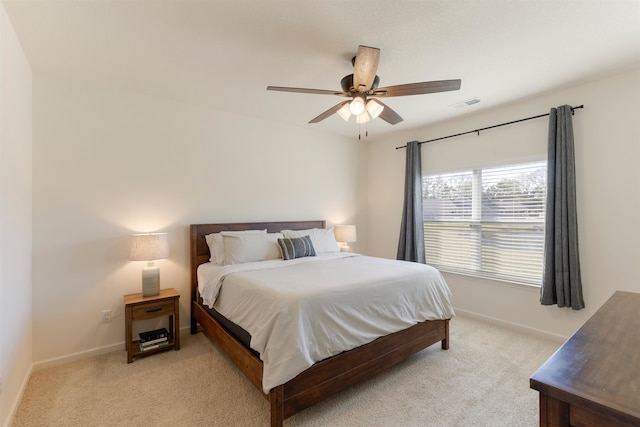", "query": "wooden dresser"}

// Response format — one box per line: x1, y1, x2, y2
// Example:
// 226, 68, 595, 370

530, 291, 640, 427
